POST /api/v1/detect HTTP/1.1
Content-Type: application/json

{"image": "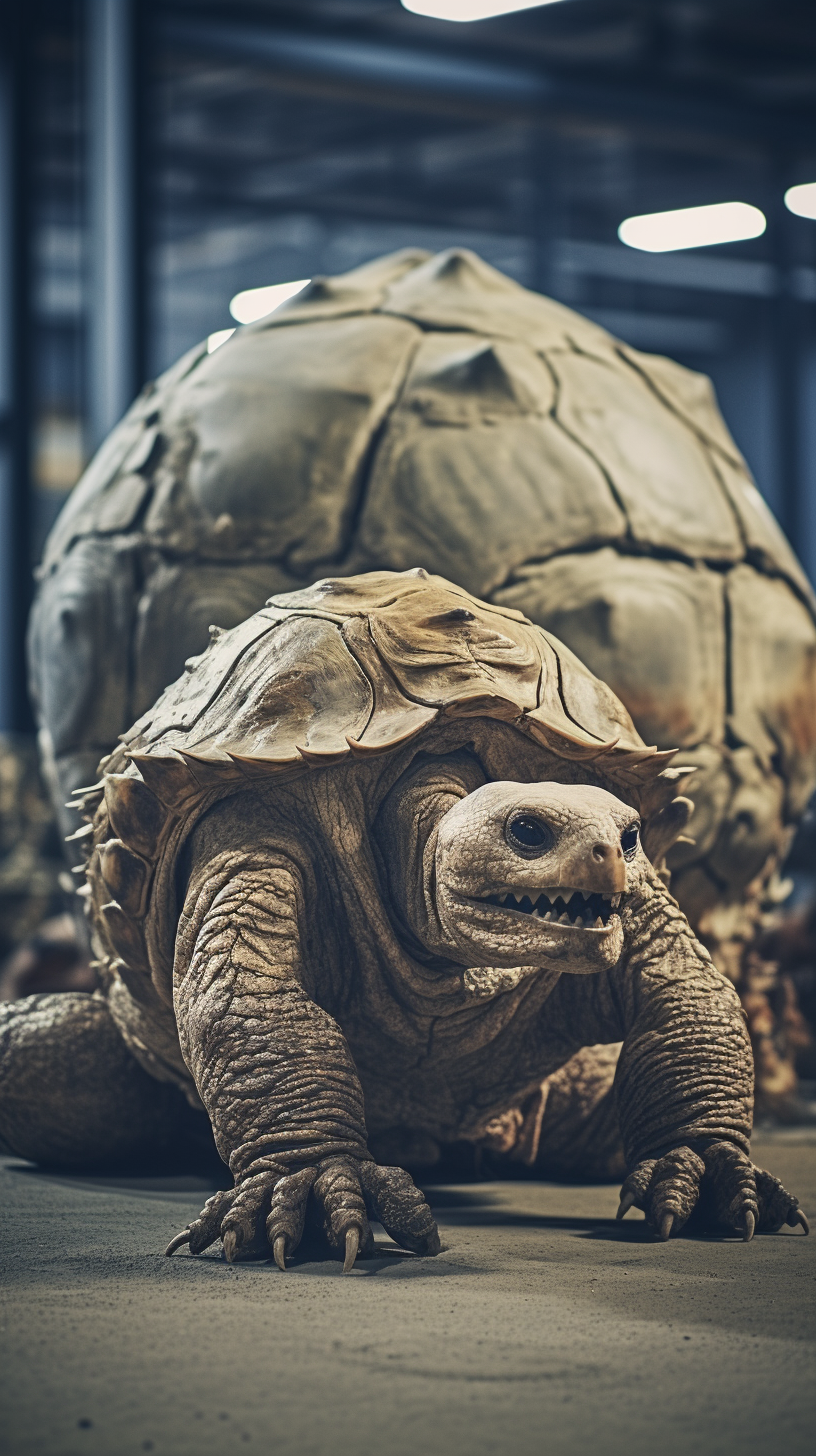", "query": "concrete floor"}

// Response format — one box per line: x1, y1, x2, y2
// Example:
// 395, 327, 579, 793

2, 1133, 815, 1456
